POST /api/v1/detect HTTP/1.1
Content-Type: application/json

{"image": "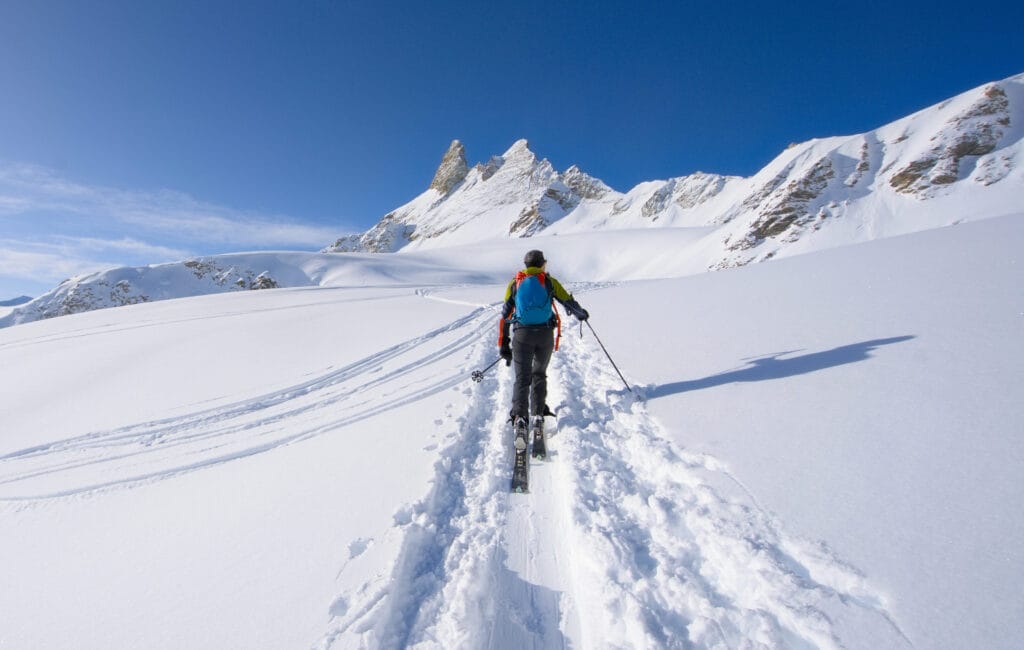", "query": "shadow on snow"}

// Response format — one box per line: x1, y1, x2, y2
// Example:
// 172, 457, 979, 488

648, 336, 916, 399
